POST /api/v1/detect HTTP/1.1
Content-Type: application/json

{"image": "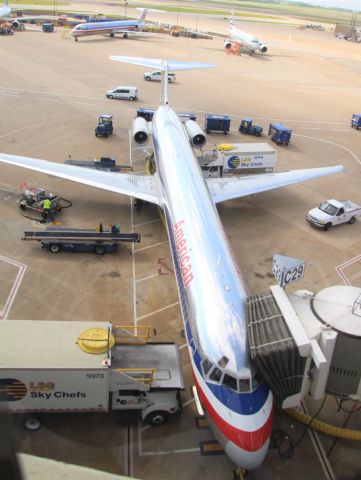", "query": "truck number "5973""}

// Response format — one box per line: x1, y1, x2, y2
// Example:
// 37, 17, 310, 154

86, 373, 104, 379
